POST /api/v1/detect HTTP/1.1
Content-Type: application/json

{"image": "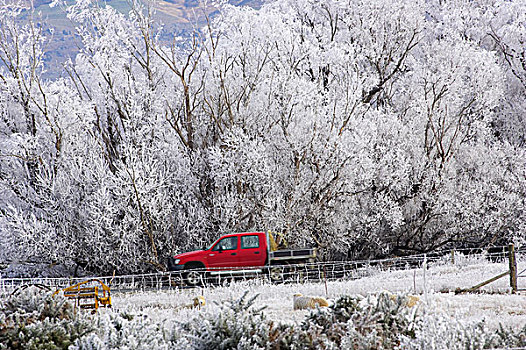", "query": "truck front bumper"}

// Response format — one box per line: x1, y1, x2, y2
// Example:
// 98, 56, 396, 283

167, 258, 185, 271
